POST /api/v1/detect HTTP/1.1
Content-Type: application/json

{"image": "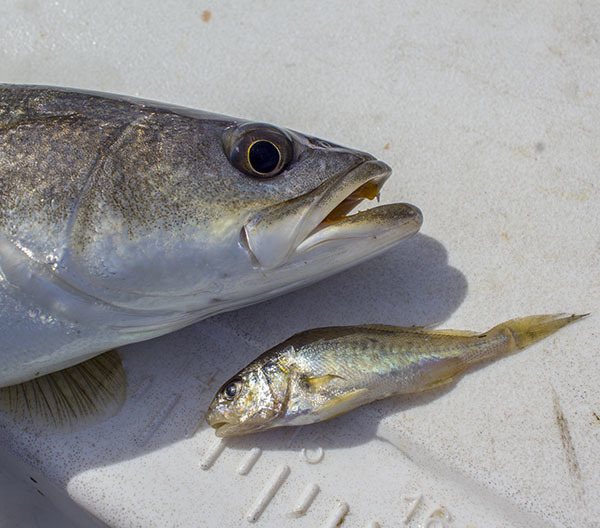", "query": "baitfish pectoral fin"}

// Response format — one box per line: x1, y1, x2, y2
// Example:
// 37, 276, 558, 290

305, 373, 345, 391
317, 388, 369, 421
0, 350, 126, 428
